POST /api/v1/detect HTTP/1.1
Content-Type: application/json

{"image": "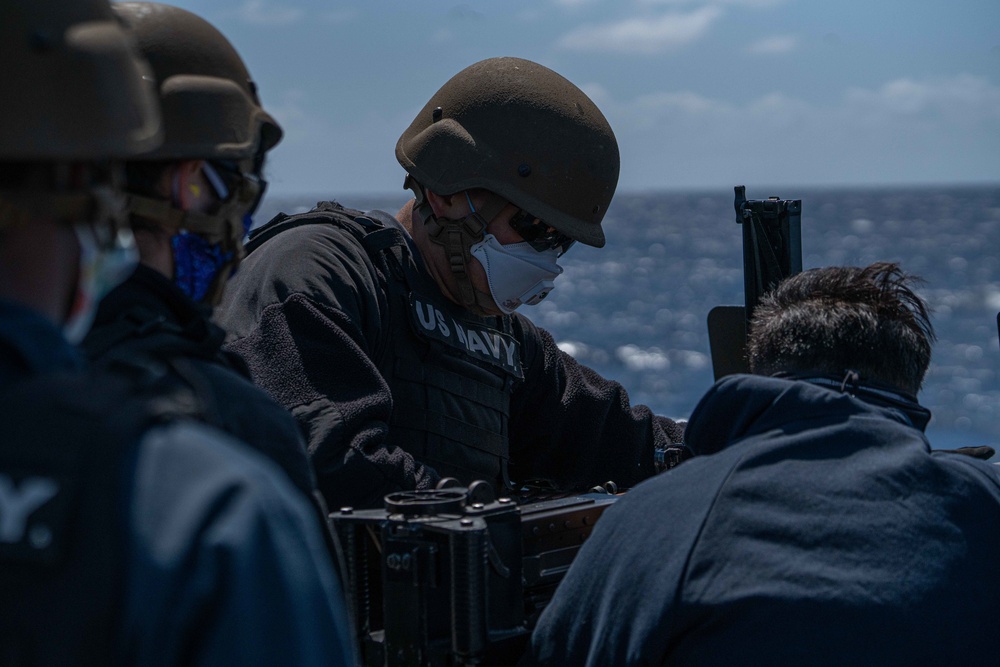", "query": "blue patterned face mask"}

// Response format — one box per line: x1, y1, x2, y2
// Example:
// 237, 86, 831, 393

171, 228, 238, 303
169, 162, 259, 303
